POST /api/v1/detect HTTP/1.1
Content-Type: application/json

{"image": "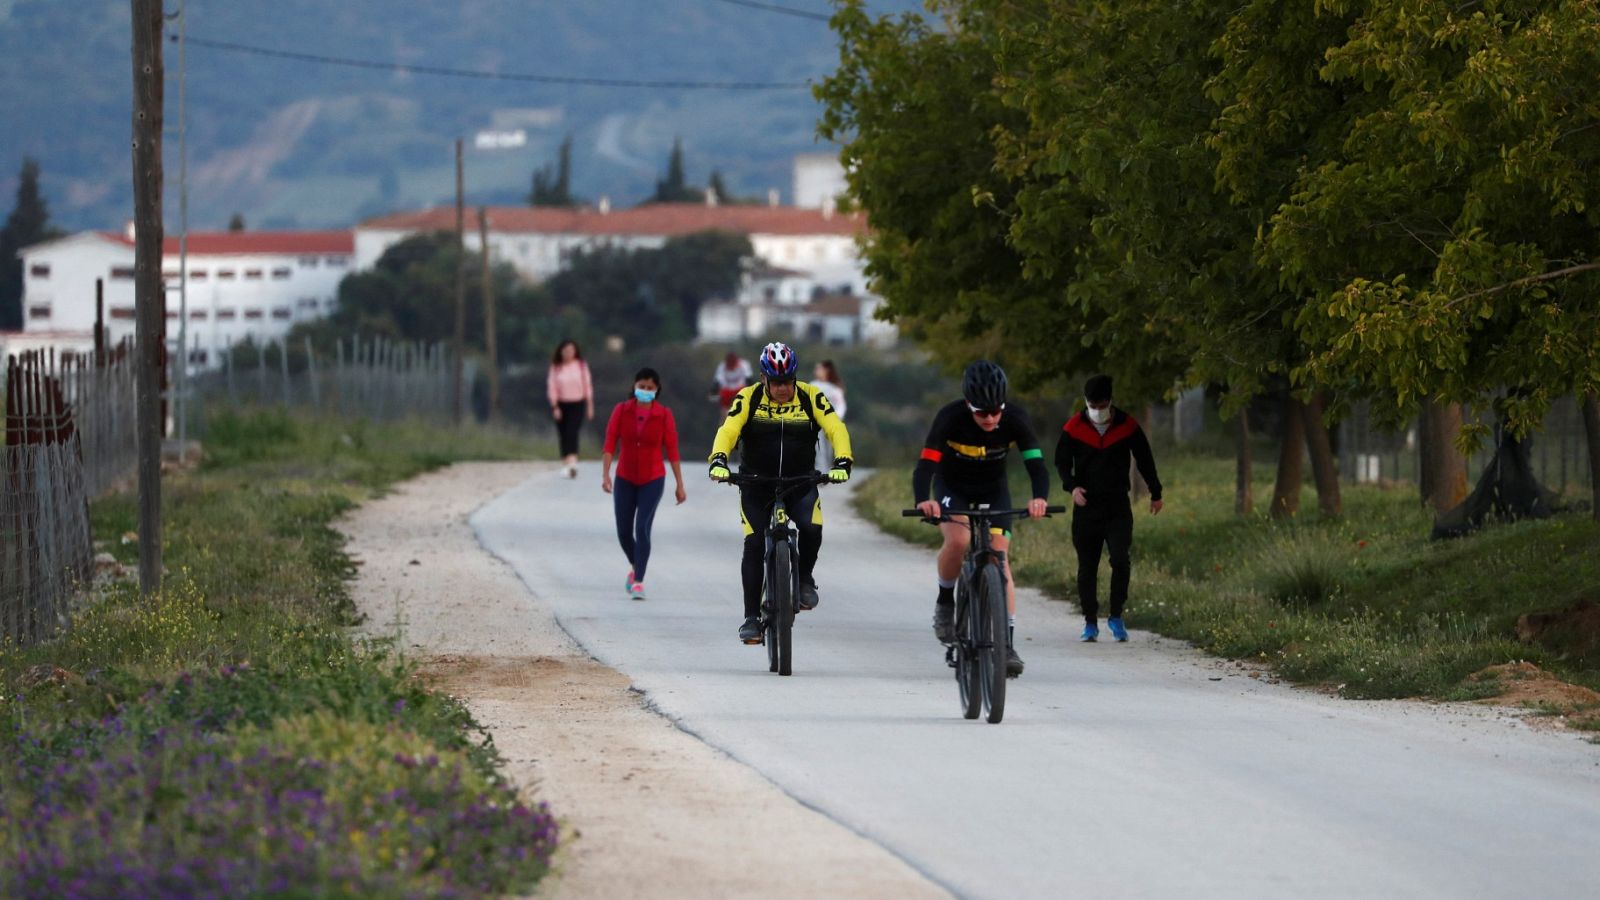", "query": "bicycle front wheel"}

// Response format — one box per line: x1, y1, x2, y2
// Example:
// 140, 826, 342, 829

771, 538, 794, 676
955, 571, 980, 719
977, 563, 1007, 723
